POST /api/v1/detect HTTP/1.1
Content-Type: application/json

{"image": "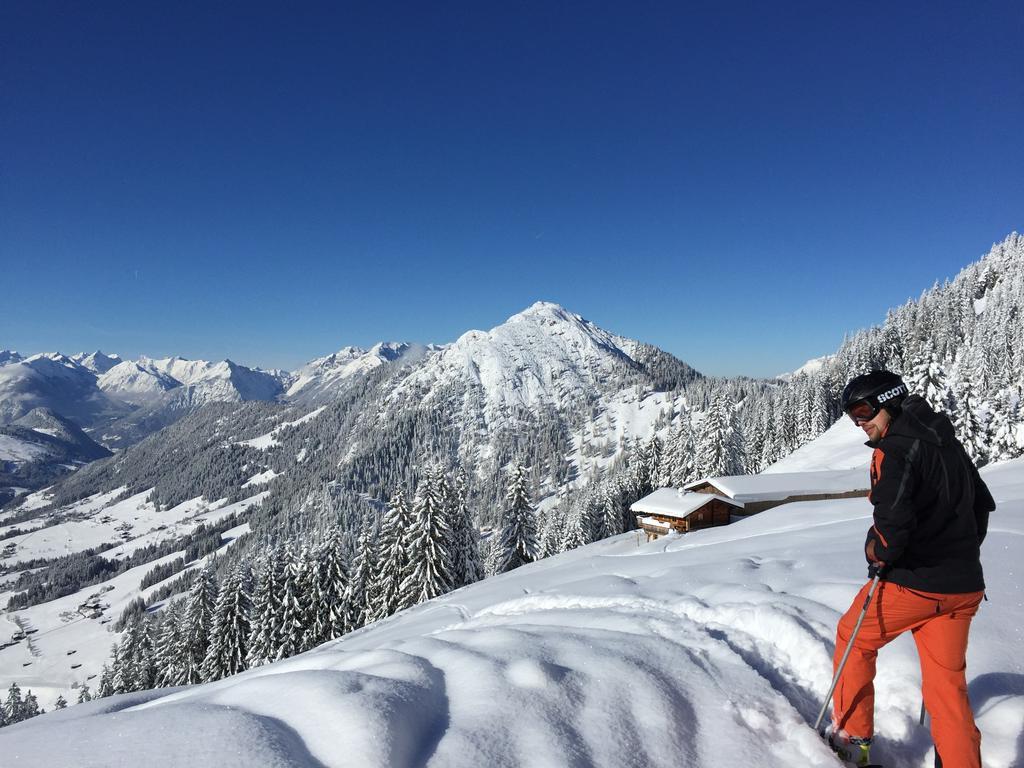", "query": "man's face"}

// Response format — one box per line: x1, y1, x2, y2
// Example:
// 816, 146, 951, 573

860, 407, 891, 442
